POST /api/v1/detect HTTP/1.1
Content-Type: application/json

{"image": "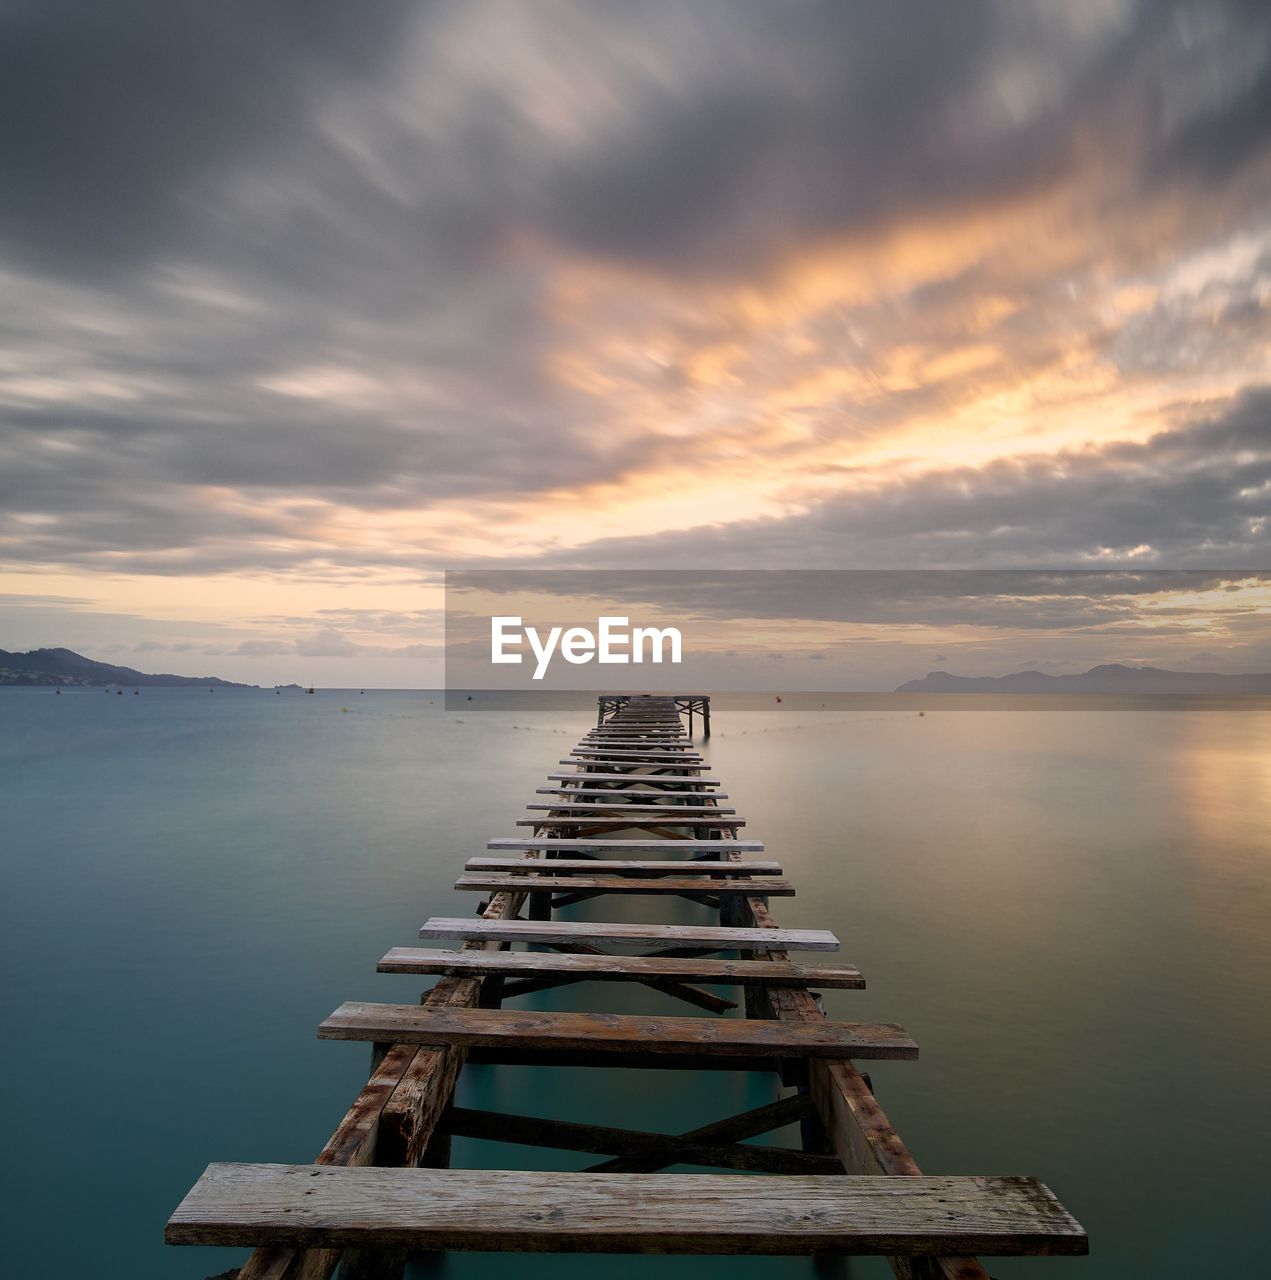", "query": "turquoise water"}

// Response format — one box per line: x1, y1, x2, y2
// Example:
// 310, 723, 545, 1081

2, 688, 1269, 1278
